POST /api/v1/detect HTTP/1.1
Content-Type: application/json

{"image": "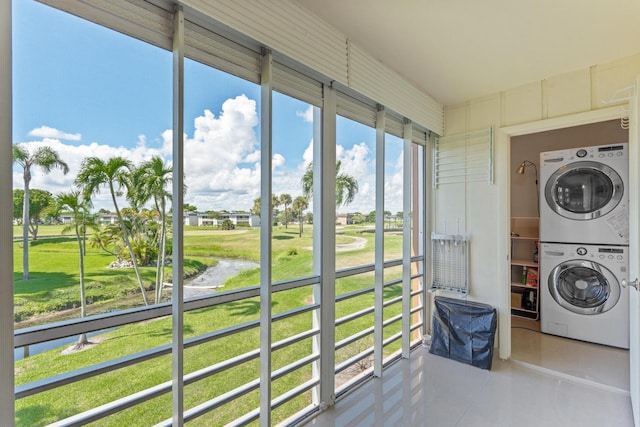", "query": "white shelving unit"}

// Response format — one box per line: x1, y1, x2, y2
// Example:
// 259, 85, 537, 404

510, 217, 539, 320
